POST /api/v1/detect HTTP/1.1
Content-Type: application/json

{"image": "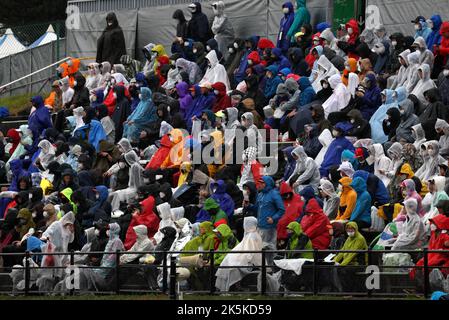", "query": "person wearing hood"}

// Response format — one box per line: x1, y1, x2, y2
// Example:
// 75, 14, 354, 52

153, 203, 177, 244
35, 140, 56, 171
416, 141, 446, 183
222, 107, 240, 130
433, 21, 449, 79
372, 41, 390, 75
369, 143, 392, 188
246, 176, 285, 264
319, 123, 354, 178
333, 221, 367, 266
191, 42, 207, 75
345, 109, 370, 140
412, 37, 435, 70
262, 65, 282, 101
108, 85, 130, 144
336, 175, 357, 221
28, 96, 52, 141
382, 107, 401, 143
211, 223, 239, 266
300, 197, 331, 249
288, 47, 310, 76
283, 221, 314, 259
123, 87, 157, 143
211, 1, 235, 61
390, 49, 411, 90
357, 58, 374, 84
109, 162, 143, 212
410, 63, 437, 107
435, 119, 449, 157
209, 180, 235, 219
124, 199, 160, 250
426, 15, 443, 51
311, 54, 339, 93
386, 33, 407, 75
173, 9, 188, 39
276, 78, 300, 115
176, 58, 202, 85
286, 0, 310, 43
302, 123, 322, 159
233, 36, 259, 84
277, 2, 295, 54
355, 147, 373, 173
85, 62, 101, 91
96, 104, 115, 144
277, 182, 303, 246
349, 177, 372, 229
323, 74, 351, 118
357, 73, 382, 121
74, 107, 107, 152
438, 60, 449, 106
402, 51, 421, 94
319, 179, 339, 220
96, 13, 127, 65
395, 98, 419, 143
196, 197, 228, 228
271, 47, 292, 70
288, 145, 320, 193
225, 39, 245, 86
120, 225, 154, 265
211, 82, 231, 112
187, 2, 210, 44
371, 88, 401, 144
200, 50, 230, 91
411, 124, 427, 154
176, 81, 194, 119
420, 89, 449, 141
